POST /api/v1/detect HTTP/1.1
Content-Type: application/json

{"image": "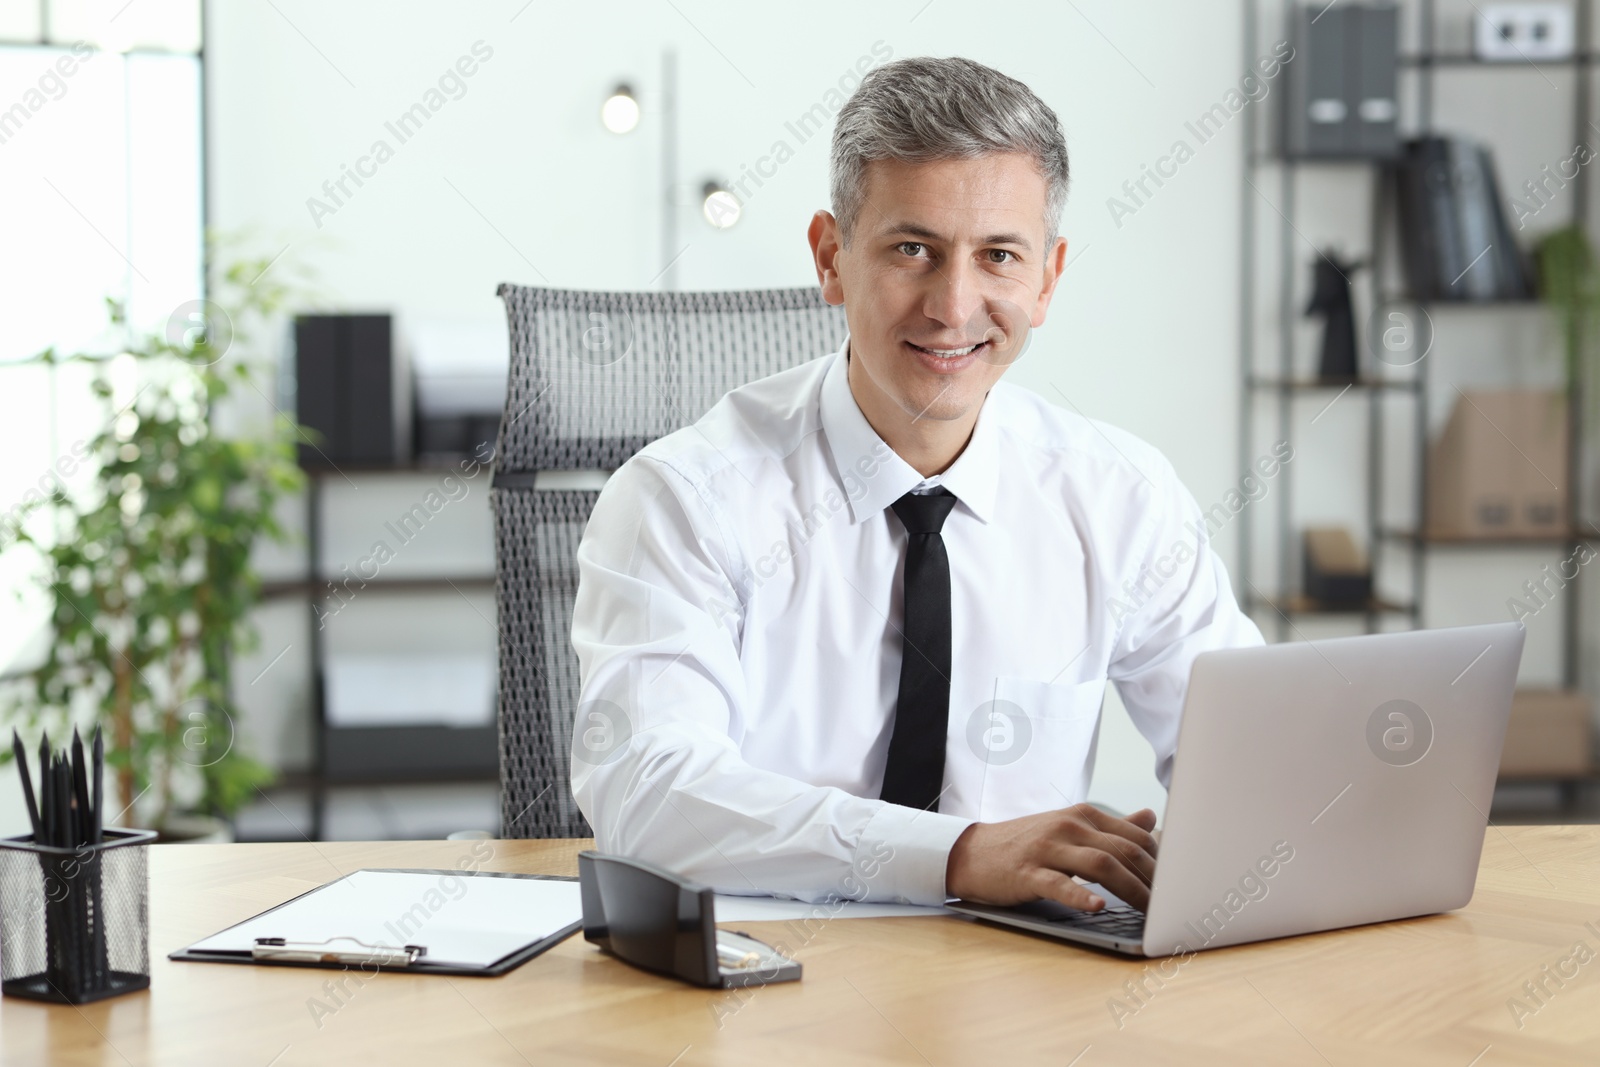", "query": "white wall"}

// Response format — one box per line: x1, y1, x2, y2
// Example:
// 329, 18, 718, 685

199, 0, 1600, 828
203, 0, 1259, 820
1, 0, 1582, 841
0, 0, 1577, 846
0, 0, 1574, 844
